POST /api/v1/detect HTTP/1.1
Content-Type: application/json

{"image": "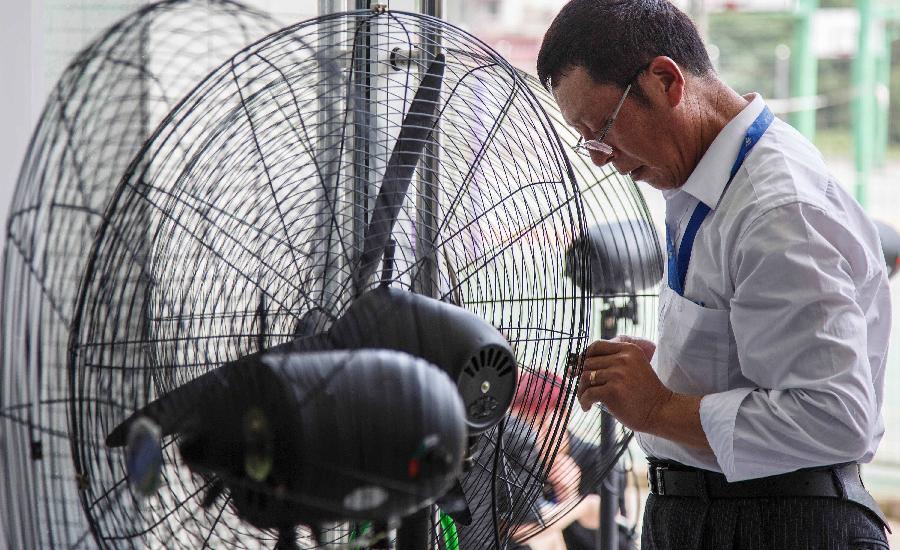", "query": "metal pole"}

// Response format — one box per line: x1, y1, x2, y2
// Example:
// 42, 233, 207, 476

597, 416, 619, 550
874, 30, 891, 168
317, 0, 348, 317
406, 5, 443, 550
351, 6, 390, 546
396, 512, 431, 550
413, 0, 442, 299
790, 0, 818, 140
596, 304, 619, 550
419, 0, 442, 17
319, 0, 346, 14
351, 0, 377, 296
853, 0, 876, 208
315, 5, 353, 544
